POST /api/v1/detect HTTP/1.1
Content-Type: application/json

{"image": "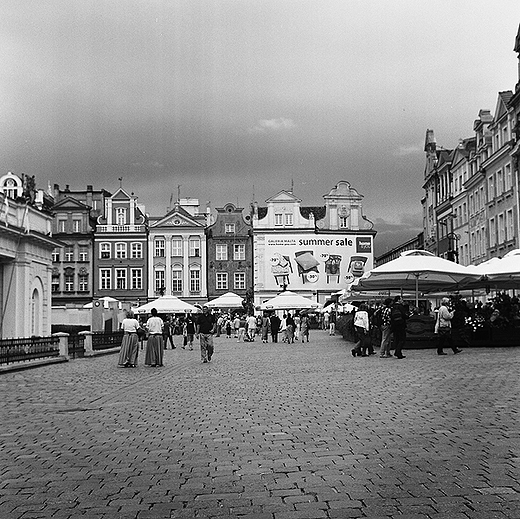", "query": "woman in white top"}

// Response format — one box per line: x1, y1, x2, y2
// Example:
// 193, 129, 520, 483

351, 304, 370, 357
145, 308, 164, 367
118, 311, 141, 368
